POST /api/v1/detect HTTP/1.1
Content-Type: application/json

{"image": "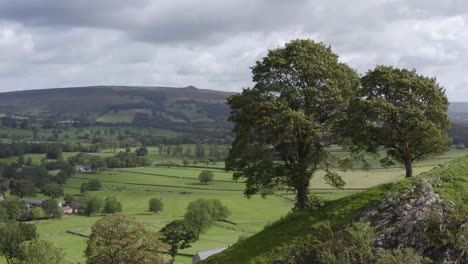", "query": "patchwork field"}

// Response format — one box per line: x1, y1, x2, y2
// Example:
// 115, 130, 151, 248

1, 147, 468, 263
